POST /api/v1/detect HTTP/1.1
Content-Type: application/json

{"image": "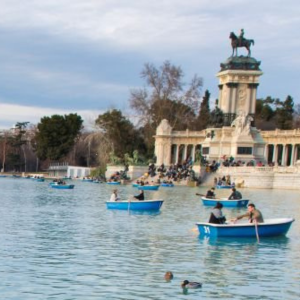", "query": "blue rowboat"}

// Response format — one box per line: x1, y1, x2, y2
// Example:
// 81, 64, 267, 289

82, 179, 93, 182
196, 218, 295, 238
132, 183, 139, 187
215, 185, 234, 189
138, 185, 160, 191
201, 197, 249, 208
32, 177, 45, 182
161, 183, 174, 187
107, 181, 121, 185
50, 183, 75, 189
106, 199, 164, 211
